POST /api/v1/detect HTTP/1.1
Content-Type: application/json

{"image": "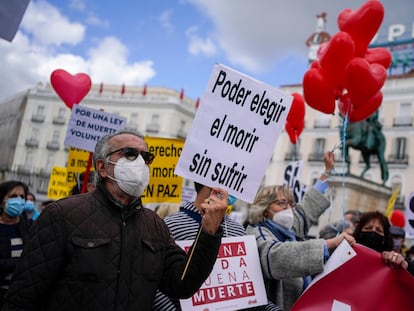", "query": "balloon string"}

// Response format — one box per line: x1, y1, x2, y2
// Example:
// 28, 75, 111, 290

340, 103, 351, 230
